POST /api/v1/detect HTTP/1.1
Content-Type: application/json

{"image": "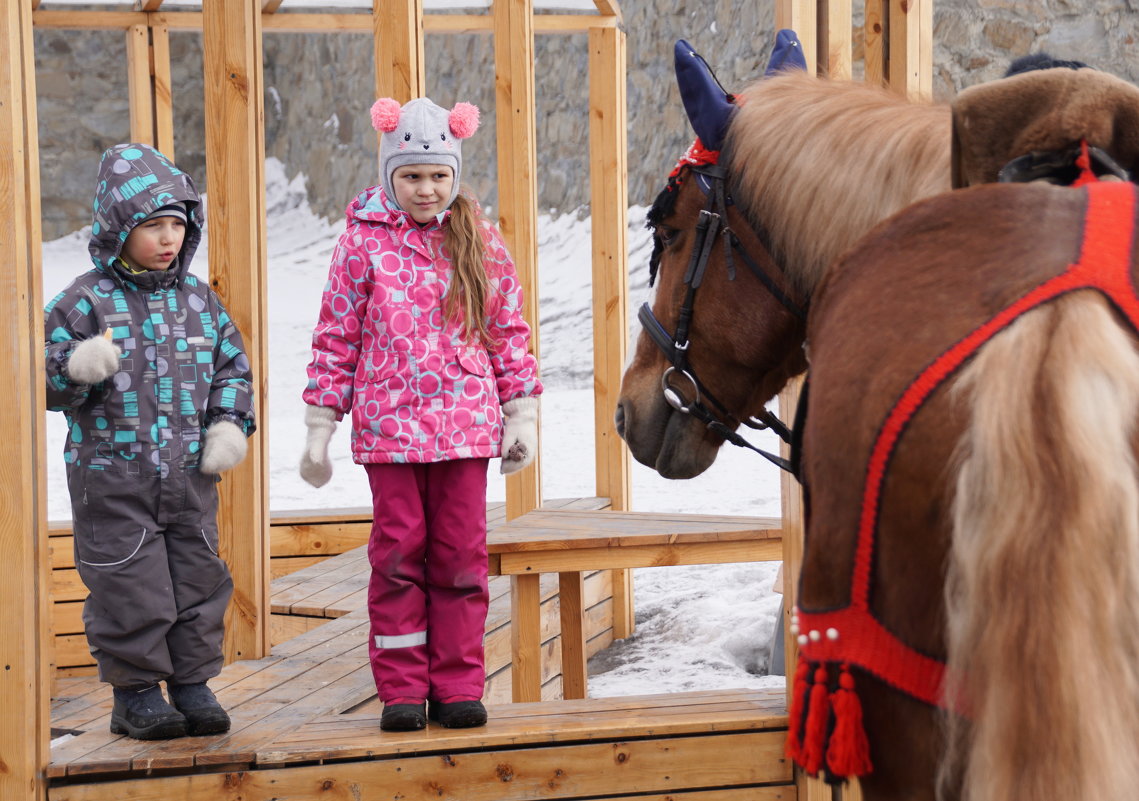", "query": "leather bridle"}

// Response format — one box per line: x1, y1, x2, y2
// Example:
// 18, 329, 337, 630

640, 161, 807, 473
